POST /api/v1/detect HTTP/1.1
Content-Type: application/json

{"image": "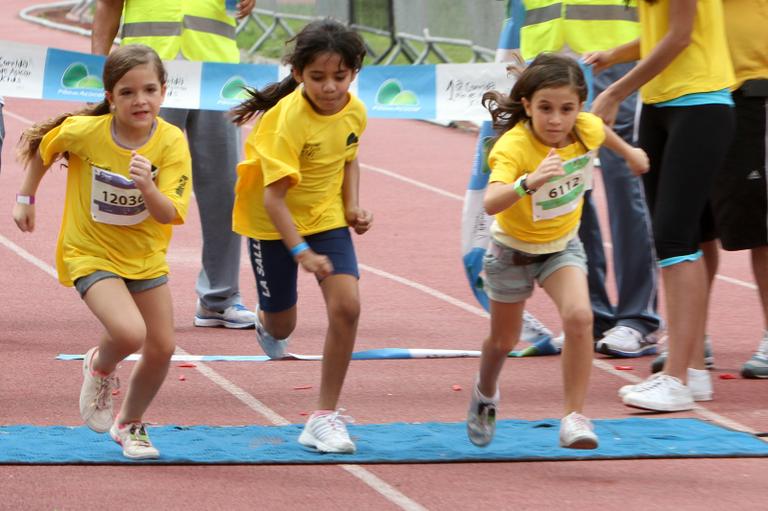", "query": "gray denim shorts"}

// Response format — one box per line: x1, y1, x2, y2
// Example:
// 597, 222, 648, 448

483, 237, 587, 303
74, 270, 168, 298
